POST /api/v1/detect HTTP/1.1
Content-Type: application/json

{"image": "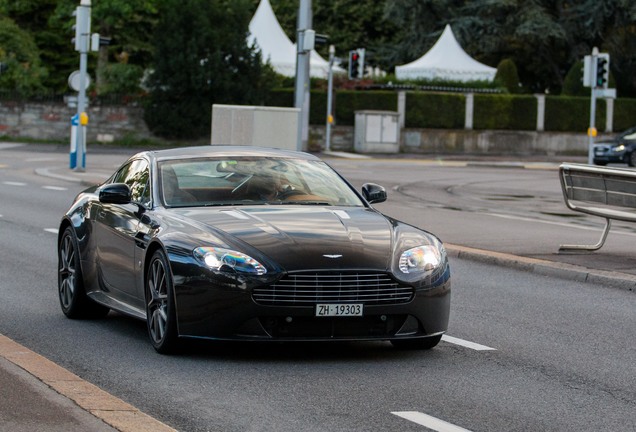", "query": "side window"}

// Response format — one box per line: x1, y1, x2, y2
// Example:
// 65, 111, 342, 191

113, 159, 151, 207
